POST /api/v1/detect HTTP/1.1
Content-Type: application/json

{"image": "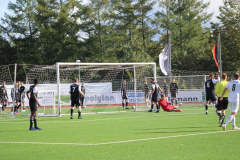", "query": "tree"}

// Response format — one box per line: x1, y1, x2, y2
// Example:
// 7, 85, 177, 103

155, 0, 213, 70
211, 0, 240, 71
0, 0, 42, 64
